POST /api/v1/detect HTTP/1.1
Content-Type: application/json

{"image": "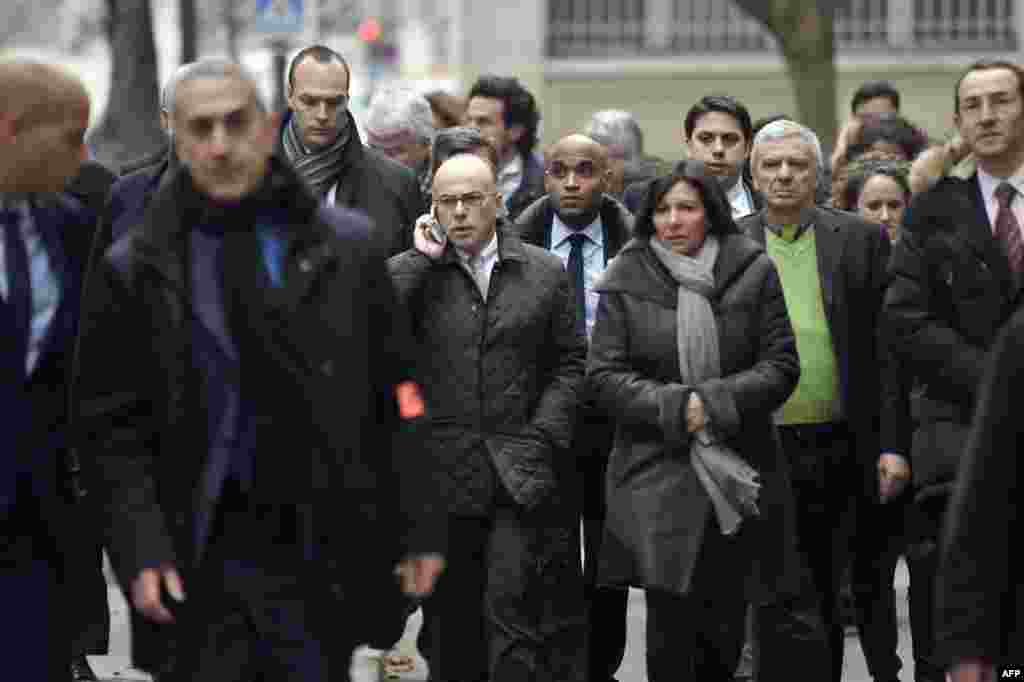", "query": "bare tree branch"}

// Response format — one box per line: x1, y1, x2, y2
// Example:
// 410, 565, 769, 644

180, 0, 198, 63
